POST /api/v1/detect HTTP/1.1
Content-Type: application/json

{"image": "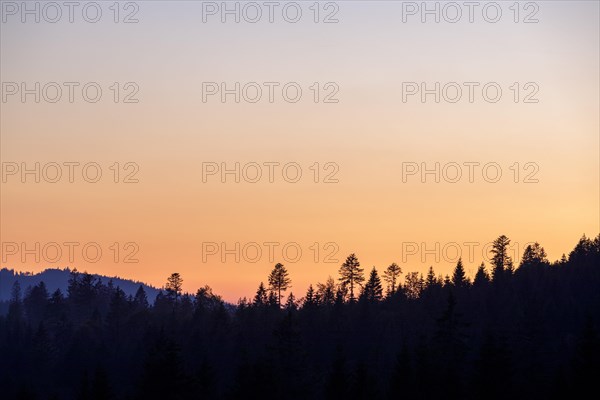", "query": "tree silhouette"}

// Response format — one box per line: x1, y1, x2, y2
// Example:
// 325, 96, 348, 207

268, 263, 291, 307
194, 285, 222, 312
425, 266, 438, 287
451, 258, 468, 288
254, 282, 268, 306
338, 253, 364, 302
404, 272, 424, 299
133, 285, 149, 309
520, 242, 548, 269
316, 276, 336, 306
285, 293, 298, 311
267, 291, 279, 308
443, 274, 451, 286
361, 267, 383, 302
491, 235, 513, 281
165, 273, 183, 302
303, 284, 316, 308
383, 262, 402, 296
569, 234, 595, 265
473, 262, 490, 287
